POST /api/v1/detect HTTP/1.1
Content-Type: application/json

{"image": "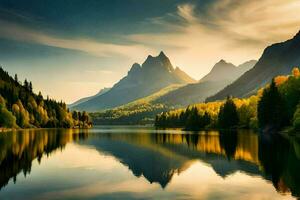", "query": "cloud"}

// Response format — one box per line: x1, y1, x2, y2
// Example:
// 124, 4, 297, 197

206, 0, 300, 45
0, 19, 153, 59
127, 0, 300, 79
177, 3, 197, 23
1, 0, 300, 81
